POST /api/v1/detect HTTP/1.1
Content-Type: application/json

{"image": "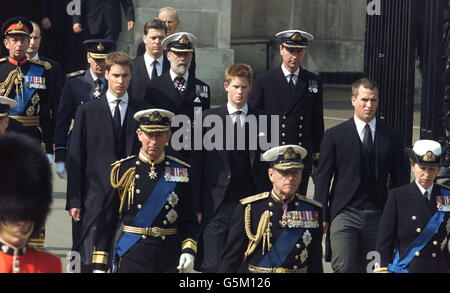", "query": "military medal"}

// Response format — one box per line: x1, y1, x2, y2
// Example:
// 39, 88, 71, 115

308, 80, 318, 93
166, 209, 178, 224
302, 230, 312, 247
148, 165, 158, 179
168, 191, 179, 207
164, 166, 189, 182
436, 196, 450, 212
279, 203, 288, 227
